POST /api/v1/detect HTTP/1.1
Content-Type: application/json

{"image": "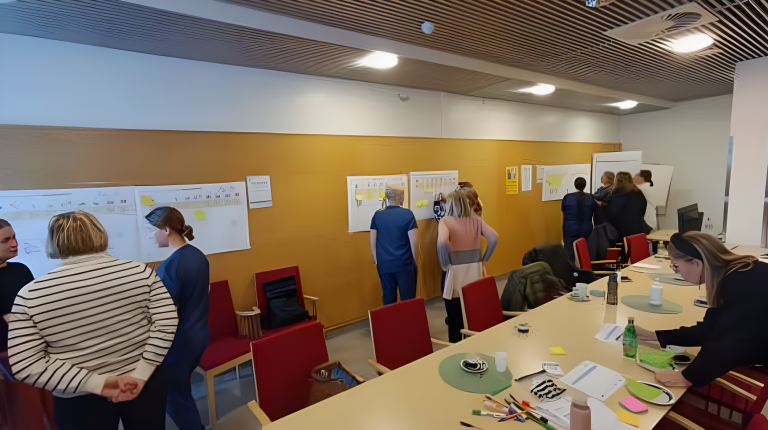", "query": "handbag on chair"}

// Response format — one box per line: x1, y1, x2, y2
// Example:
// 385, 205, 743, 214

307, 361, 362, 406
